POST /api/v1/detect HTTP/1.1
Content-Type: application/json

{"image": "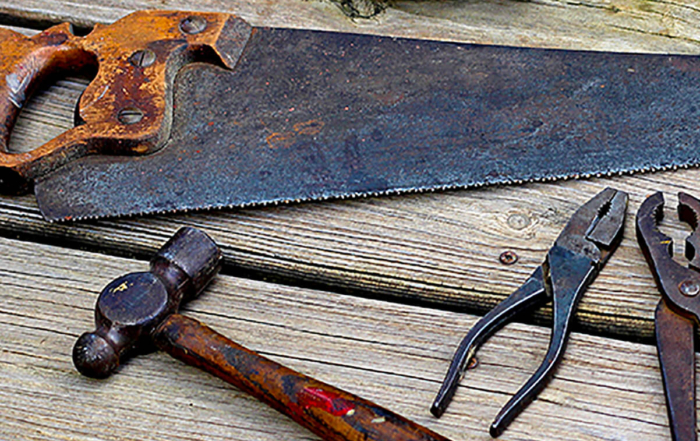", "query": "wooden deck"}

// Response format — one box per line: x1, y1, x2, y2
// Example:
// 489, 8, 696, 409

1, 1, 700, 439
